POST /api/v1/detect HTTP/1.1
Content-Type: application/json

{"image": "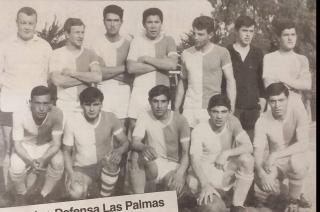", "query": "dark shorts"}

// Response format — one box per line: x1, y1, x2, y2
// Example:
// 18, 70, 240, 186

234, 108, 260, 130
0, 111, 12, 127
